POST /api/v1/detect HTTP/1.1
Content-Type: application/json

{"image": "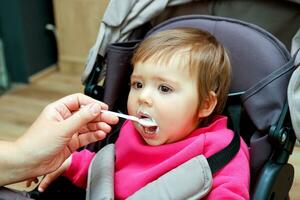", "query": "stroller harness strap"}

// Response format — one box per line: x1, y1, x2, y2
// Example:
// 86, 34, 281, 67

208, 101, 242, 174
86, 127, 240, 200
86, 144, 115, 200
127, 154, 213, 200
86, 144, 213, 200
207, 125, 240, 174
